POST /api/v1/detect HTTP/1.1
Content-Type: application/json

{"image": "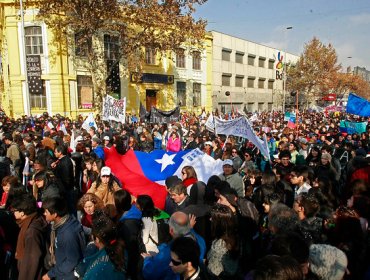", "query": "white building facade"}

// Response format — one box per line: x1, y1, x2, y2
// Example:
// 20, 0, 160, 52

211, 31, 299, 113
